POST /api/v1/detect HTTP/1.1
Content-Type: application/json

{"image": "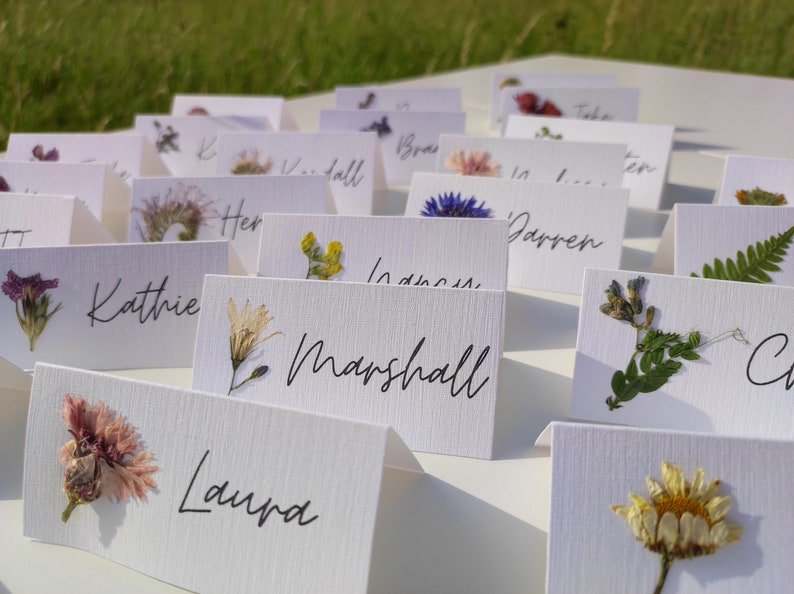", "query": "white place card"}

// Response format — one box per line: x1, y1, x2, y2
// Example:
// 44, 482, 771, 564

674, 203, 794, 284
489, 73, 617, 128
436, 134, 626, 188
547, 421, 793, 593
193, 275, 503, 458
257, 213, 508, 290
505, 115, 674, 210
24, 363, 422, 594
133, 115, 269, 177
0, 161, 129, 241
5, 132, 169, 184
215, 132, 386, 215
715, 154, 794, 205
171, 93, 297, 130
335, 85, 462, 112
0, 241, 230, 370
499, 86, 640, 129
406, 173, 628, 293
0, 356, 32, 499
130, 175, 329, 272
319, 109, 466, 184
571, 268, 794, 440
0, 193, 114, 247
